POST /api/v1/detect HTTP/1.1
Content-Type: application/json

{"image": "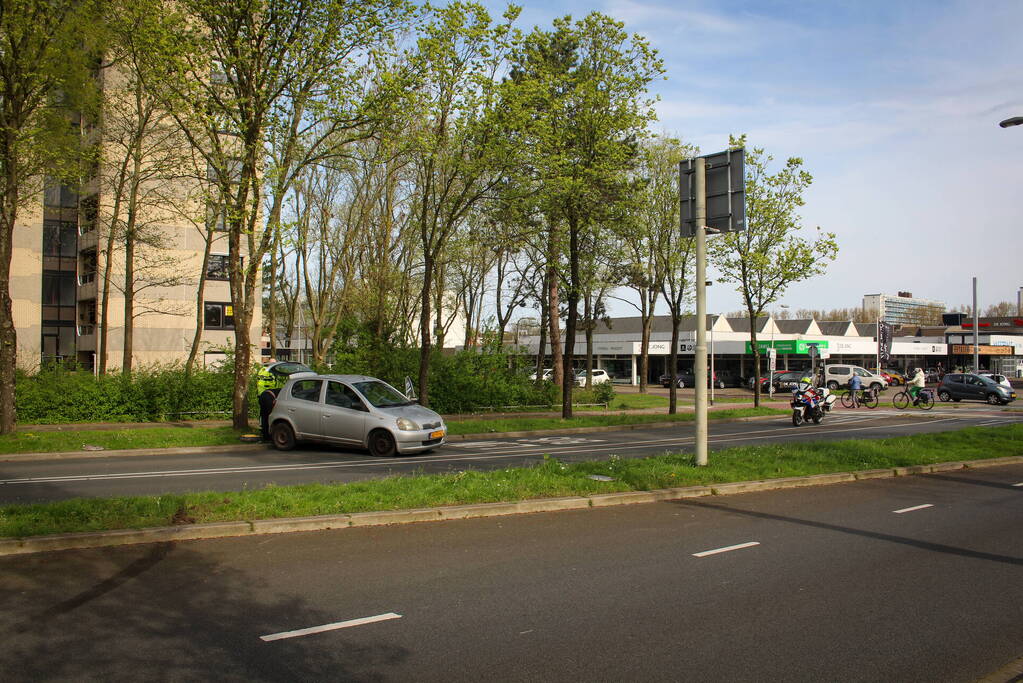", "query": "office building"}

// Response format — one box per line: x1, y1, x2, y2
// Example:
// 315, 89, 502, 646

863, 292, 944, 326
